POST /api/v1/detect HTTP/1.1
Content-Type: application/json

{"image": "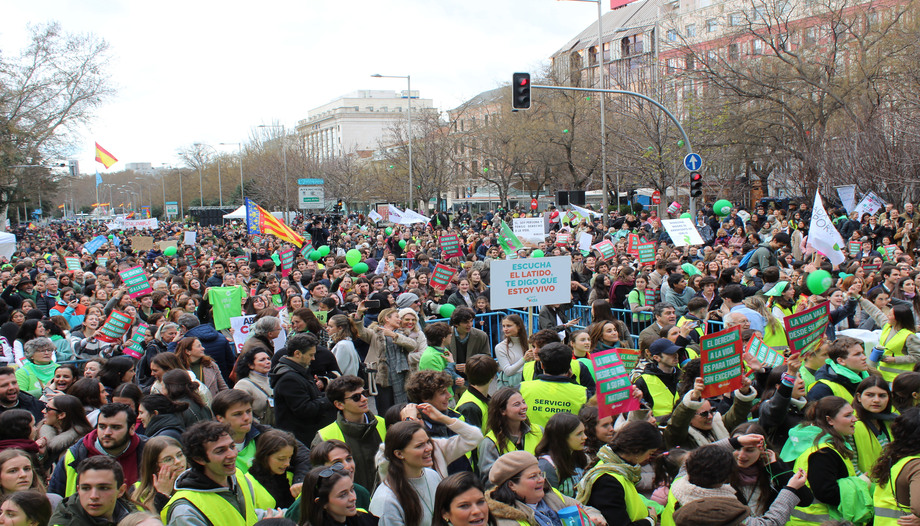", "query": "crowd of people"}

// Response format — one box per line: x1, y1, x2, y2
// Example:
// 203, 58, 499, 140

0, 198, 916, 526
